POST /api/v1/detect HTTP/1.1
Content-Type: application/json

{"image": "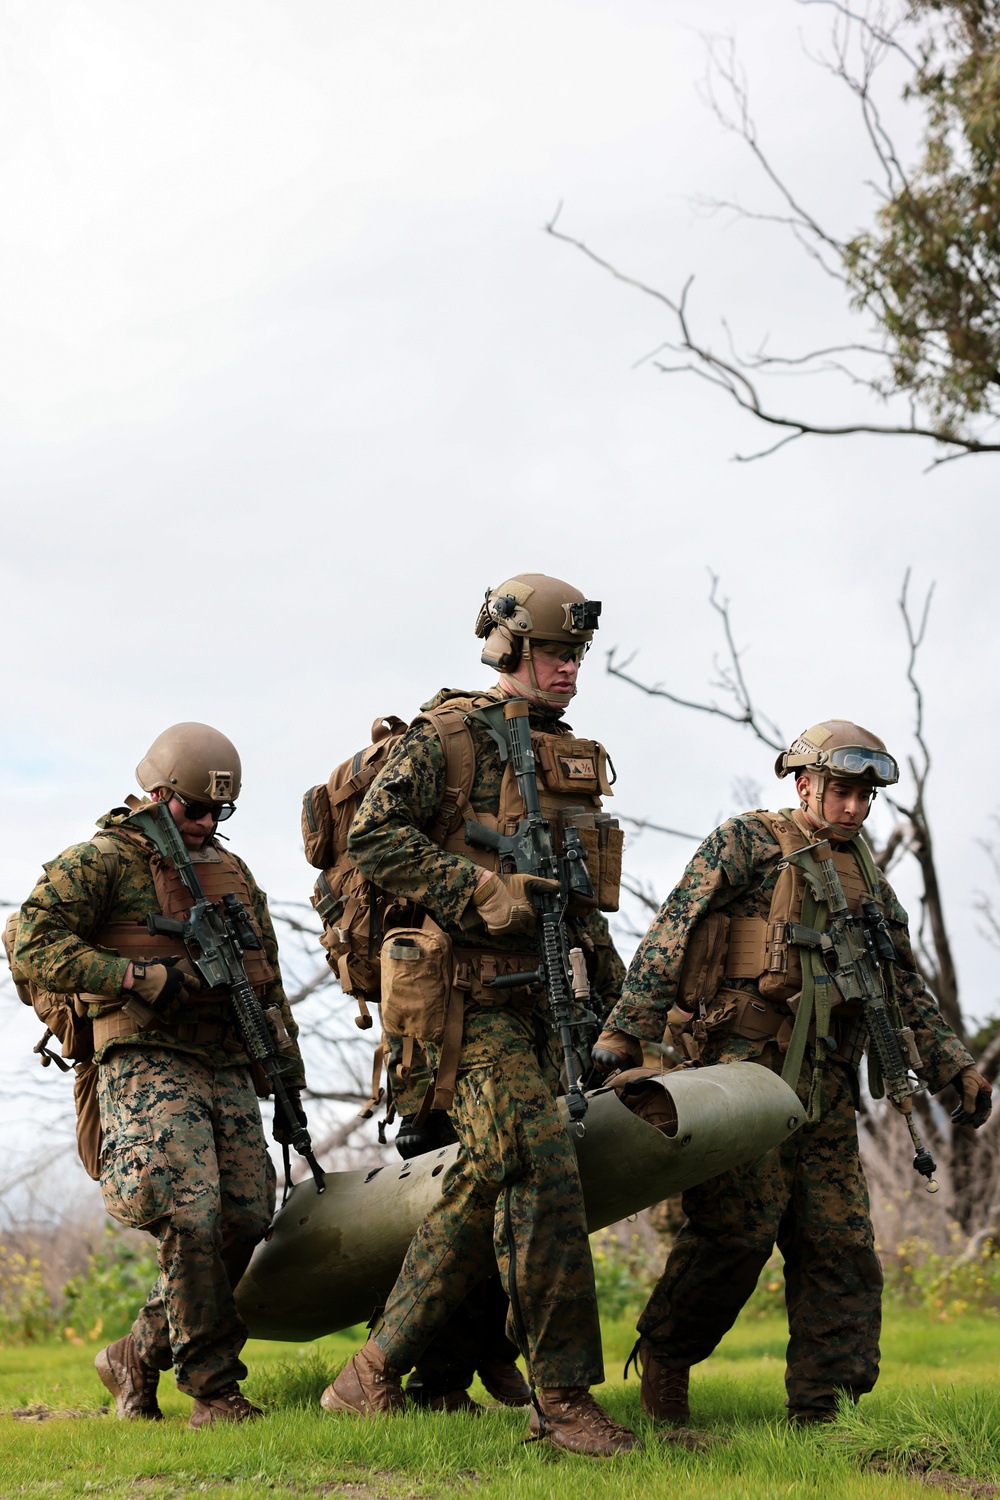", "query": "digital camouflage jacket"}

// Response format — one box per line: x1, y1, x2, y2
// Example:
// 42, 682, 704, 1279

15, 806, 305, 1079
607, 810, 972, 1094
348, 687, 626, 1011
